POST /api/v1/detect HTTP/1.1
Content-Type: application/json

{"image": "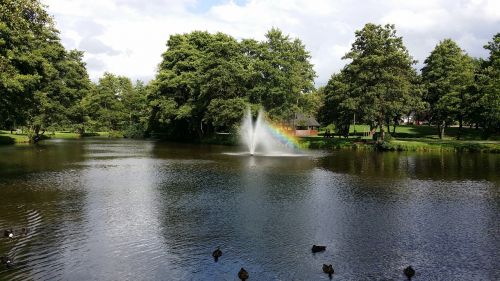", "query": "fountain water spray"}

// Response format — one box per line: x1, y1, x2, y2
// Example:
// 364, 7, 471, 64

240, 108, 300, 156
